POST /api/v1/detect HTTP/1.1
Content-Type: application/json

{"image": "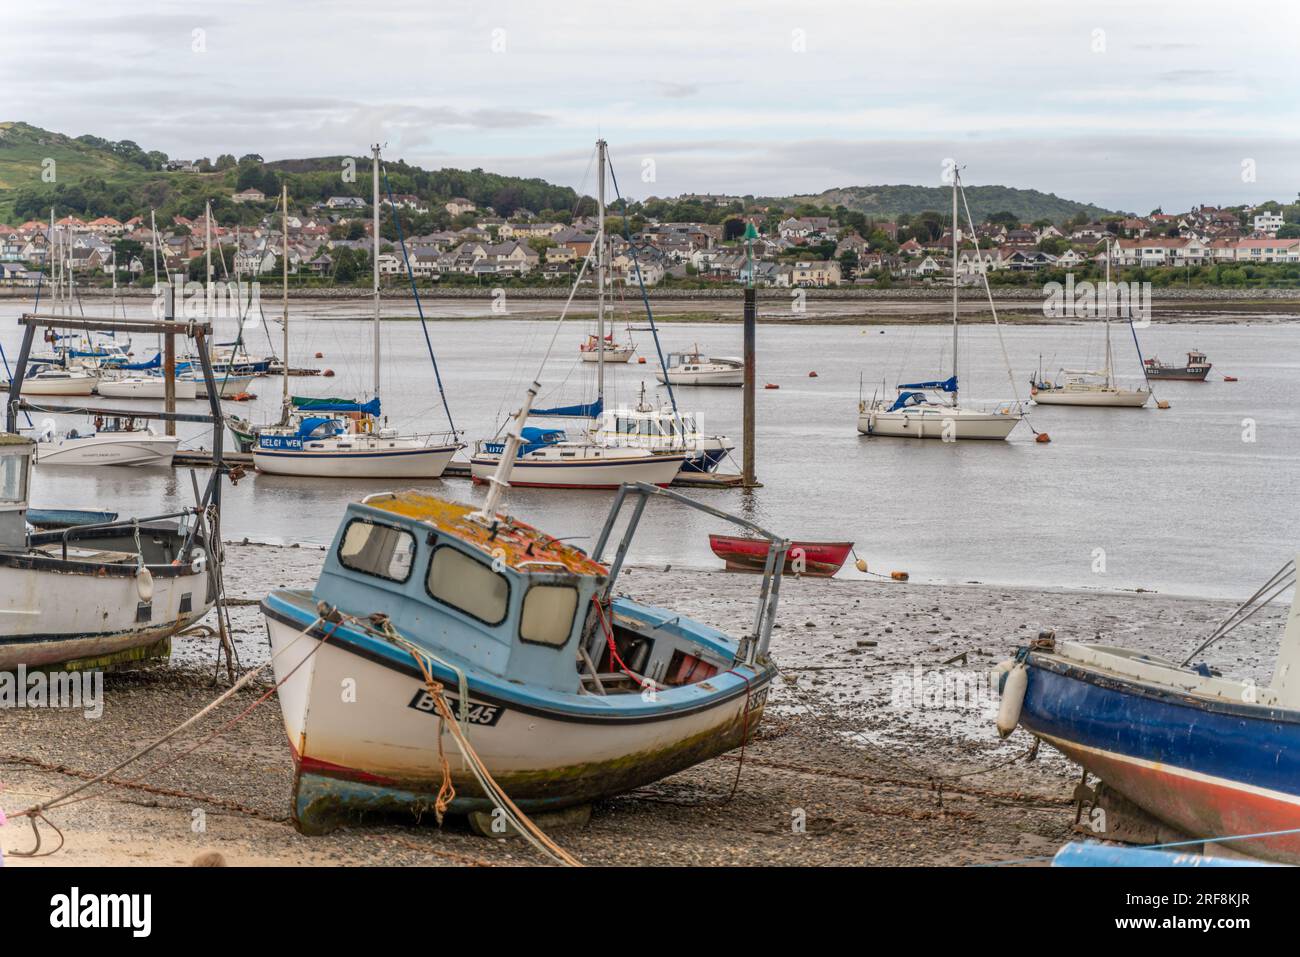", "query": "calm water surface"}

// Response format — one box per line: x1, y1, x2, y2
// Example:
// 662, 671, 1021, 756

7, 301, 1298, 600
